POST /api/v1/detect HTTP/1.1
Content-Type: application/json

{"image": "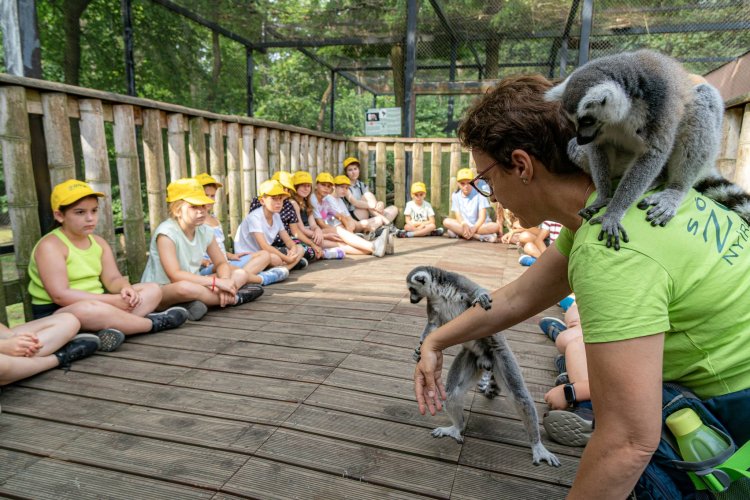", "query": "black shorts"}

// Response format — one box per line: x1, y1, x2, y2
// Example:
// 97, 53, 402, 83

31, 302, 62, 320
